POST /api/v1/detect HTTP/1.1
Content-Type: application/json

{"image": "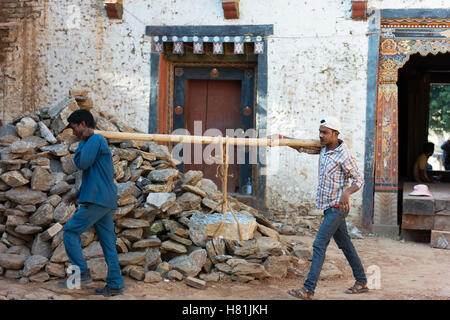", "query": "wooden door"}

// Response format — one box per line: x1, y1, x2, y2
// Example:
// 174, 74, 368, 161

184, 79, 242, 193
